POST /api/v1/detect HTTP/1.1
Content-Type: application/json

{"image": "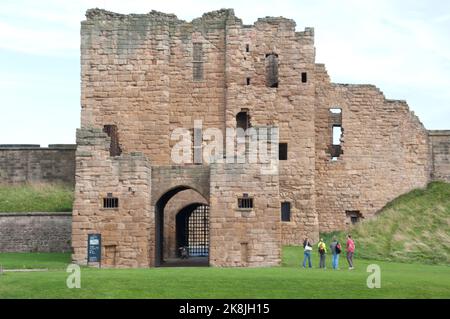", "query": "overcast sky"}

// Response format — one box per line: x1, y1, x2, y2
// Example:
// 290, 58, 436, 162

0, 0, 449, 146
